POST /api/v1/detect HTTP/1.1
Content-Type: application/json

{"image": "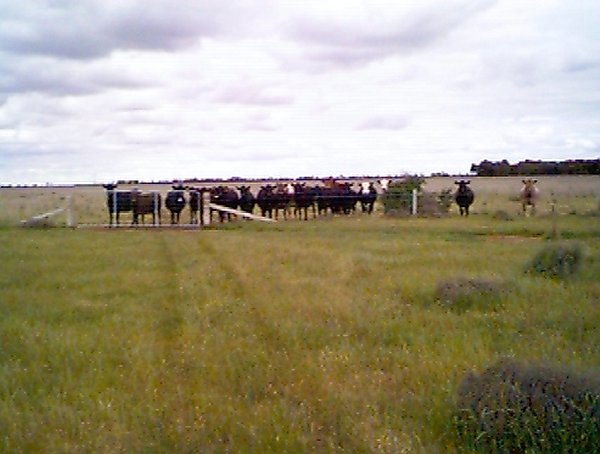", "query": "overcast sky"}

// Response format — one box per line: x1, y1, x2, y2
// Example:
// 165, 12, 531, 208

1, 0, 599, 184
